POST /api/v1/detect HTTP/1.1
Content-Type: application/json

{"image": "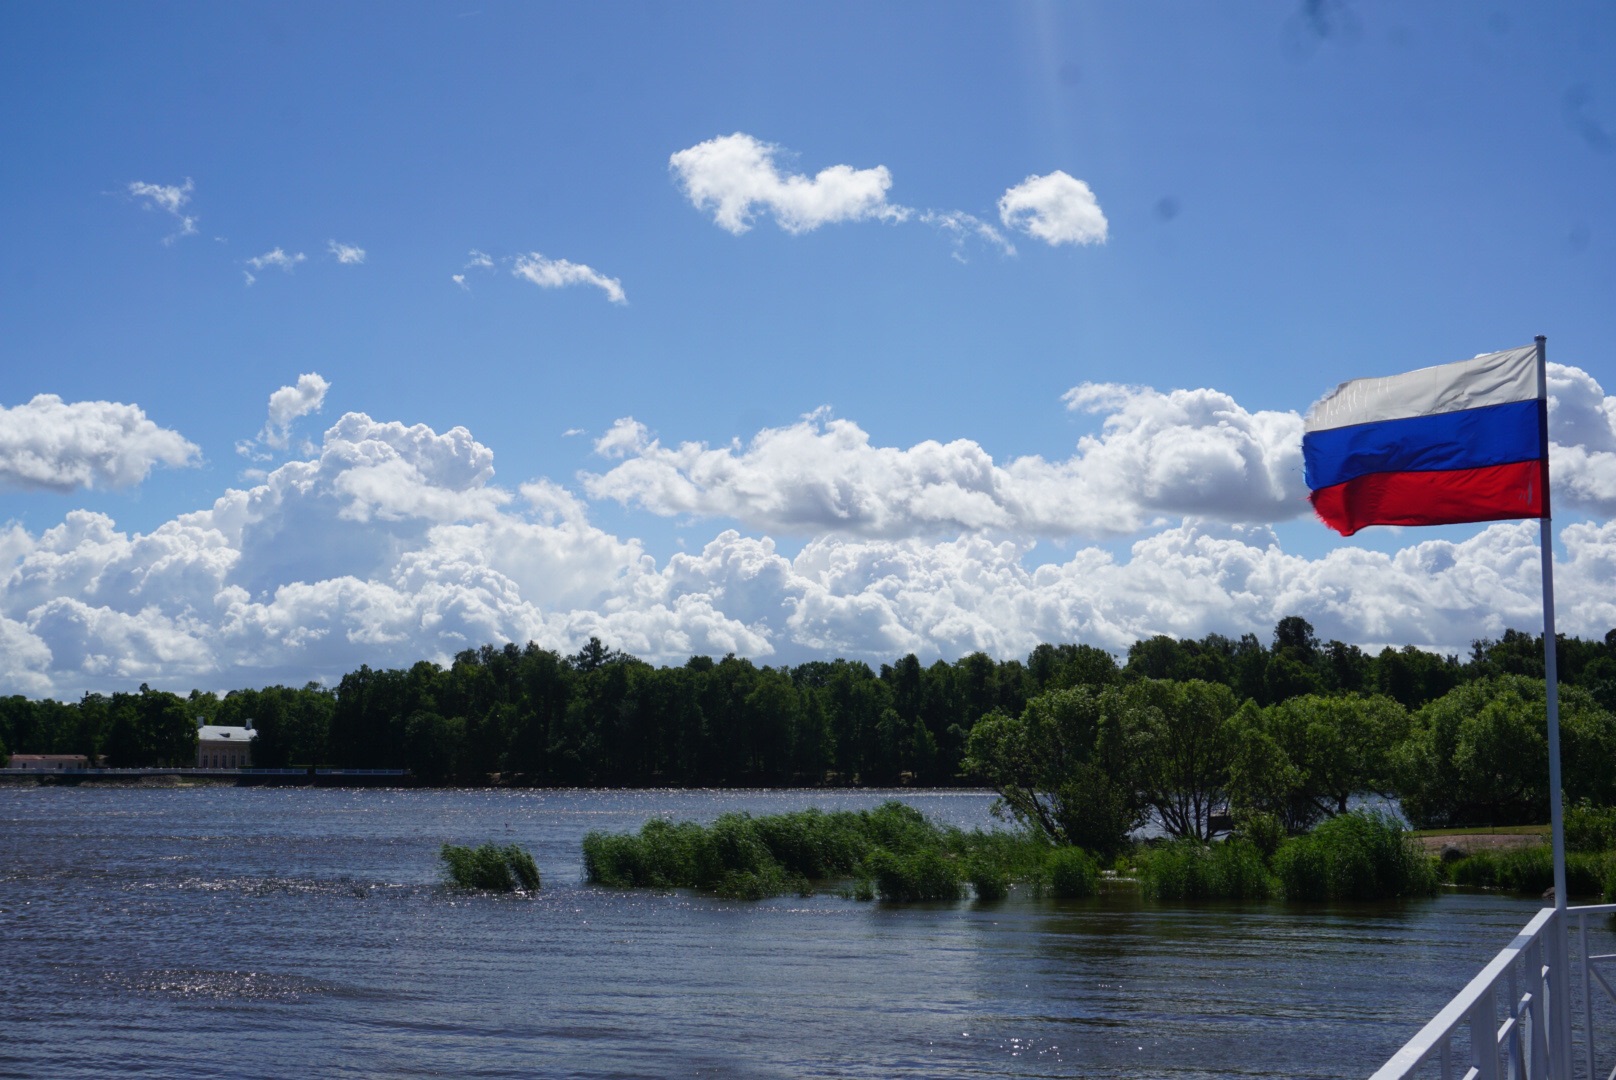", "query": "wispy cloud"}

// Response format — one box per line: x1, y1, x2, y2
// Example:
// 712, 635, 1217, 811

327, 240, 366, 265
243, 247, 307, 285
670, 132, 909, 235
511, 252, 626, 304
127, 178, 198, 243
921, 210, 1017, 262
452, 250, 495, 290
998, 171, 1108, 246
